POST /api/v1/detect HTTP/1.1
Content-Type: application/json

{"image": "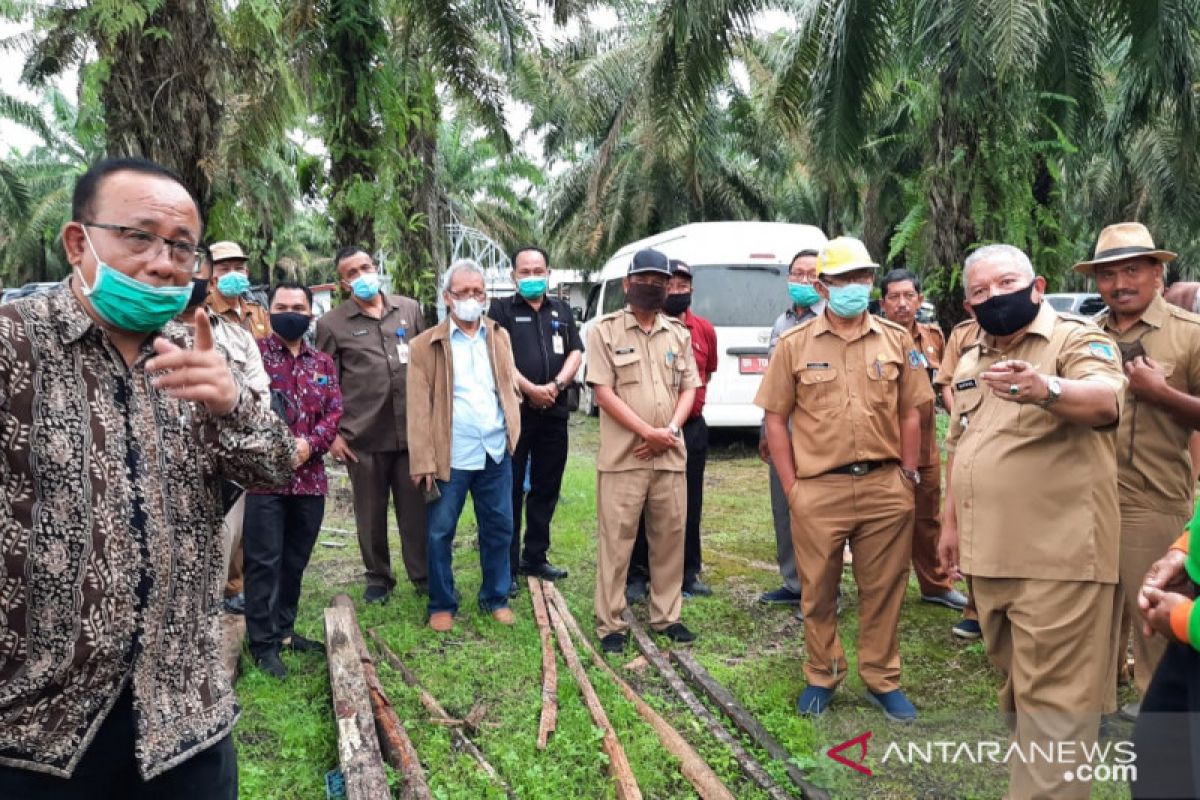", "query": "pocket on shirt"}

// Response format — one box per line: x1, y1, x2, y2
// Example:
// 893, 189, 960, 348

866, 356, 902, 405
795, 366, 842, 411
613, 350, 642, 385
